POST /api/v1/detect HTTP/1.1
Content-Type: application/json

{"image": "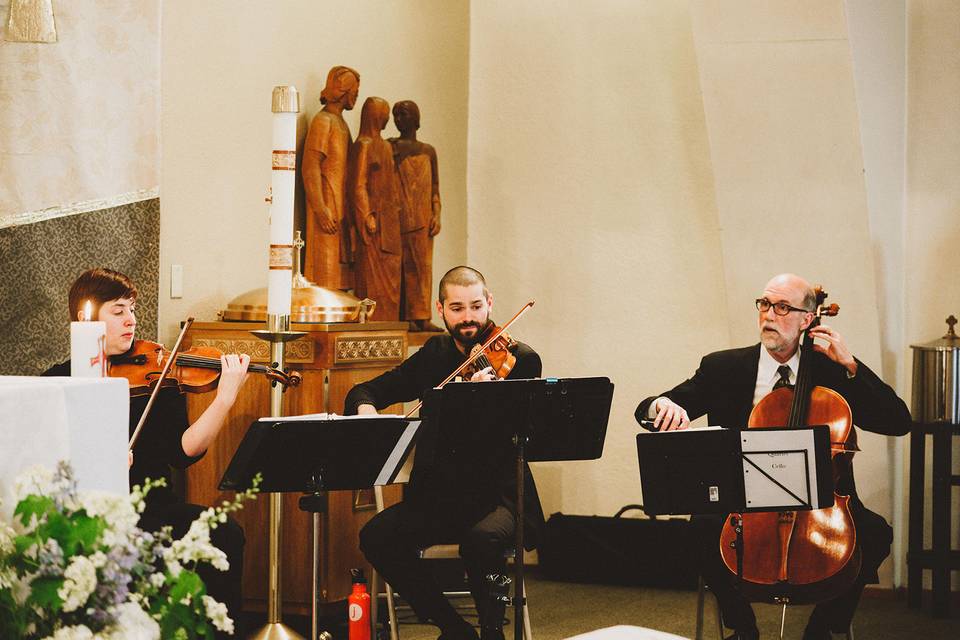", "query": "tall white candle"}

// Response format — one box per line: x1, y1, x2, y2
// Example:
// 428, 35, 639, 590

267, 85, 300, 317
71, 301, 106, 377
